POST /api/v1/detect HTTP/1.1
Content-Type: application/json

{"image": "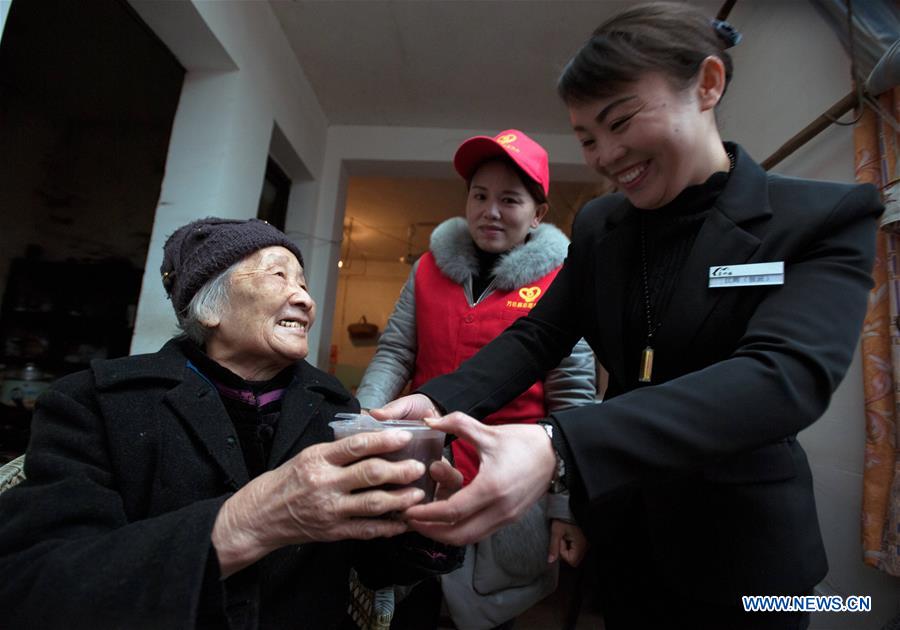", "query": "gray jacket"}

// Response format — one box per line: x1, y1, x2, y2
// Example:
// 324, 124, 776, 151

356, 217, 596, 415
